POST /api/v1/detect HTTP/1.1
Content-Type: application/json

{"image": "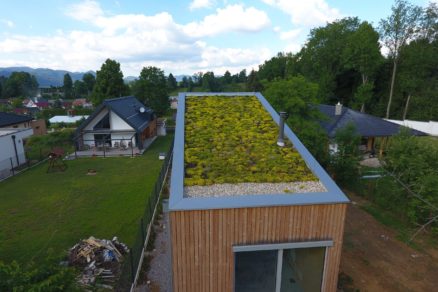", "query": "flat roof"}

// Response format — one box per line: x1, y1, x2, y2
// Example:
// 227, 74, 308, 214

169, 92, 349, 211
0, 128, 32, 137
